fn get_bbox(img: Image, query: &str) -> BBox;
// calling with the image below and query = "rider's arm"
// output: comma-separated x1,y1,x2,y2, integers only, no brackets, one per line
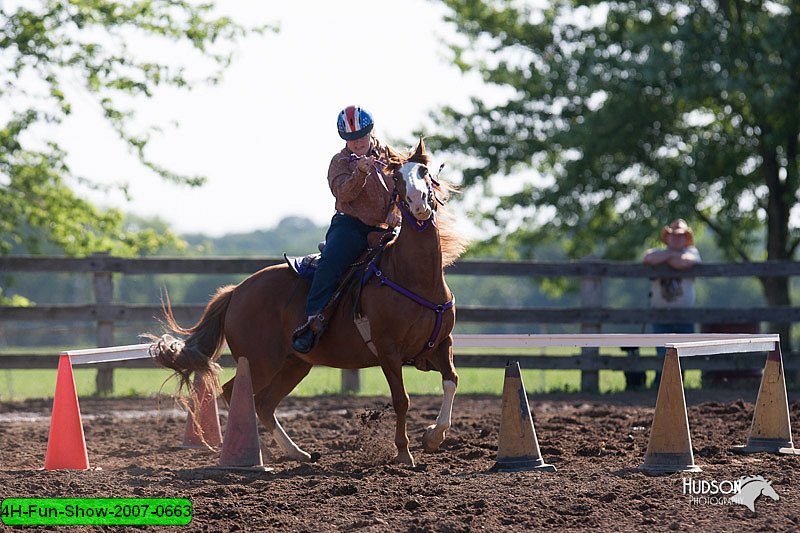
328,155,368,202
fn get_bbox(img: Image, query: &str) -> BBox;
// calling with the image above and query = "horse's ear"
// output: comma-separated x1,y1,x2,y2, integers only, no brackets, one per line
409,137,430,165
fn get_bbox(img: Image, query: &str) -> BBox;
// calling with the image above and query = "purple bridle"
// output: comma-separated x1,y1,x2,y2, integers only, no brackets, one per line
368,163,454,356
392,190,436,232
348,152,443,231
349,151,453,355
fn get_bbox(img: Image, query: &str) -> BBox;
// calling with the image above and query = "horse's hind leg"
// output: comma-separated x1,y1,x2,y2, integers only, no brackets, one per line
253,355,316,462
422,336,459,453
219,356,315,461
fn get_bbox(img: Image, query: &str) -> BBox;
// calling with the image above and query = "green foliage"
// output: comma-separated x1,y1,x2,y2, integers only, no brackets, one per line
129,216,325,302
429,1,800,268
0,287,32,306
0,1,274,257
181,217,327,257
2,214,327,316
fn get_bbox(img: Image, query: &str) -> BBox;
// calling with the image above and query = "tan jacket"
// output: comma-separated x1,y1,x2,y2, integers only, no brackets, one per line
327,138,399,228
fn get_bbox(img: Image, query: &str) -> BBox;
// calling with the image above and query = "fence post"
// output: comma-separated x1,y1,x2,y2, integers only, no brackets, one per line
92,252,114,395
341,369,361,394
580,258,602,393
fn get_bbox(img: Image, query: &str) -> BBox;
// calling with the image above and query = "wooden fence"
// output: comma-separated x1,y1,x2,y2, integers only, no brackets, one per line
2,253,799,394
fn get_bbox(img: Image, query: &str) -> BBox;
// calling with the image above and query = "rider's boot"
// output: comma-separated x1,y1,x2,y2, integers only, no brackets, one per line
291,314,326,354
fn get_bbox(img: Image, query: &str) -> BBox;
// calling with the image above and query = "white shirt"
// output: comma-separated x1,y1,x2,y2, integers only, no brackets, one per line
649,246,701,308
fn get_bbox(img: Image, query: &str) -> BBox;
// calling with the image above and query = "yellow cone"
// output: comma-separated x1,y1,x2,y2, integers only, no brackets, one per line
491,361,555,472
640,348,702,473
732,347,800,455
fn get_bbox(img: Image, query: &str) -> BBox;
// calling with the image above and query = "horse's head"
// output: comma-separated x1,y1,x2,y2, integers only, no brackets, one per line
732,476,780,512
761,481,780,501
388,138,437,222
383,138,468,264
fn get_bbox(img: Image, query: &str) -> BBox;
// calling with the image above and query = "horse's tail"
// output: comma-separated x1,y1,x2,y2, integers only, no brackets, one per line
148,285,235,391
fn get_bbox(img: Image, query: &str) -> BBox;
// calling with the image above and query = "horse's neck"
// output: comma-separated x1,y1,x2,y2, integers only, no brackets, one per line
741,481,760,493
384,221,447,295
736,480,761,497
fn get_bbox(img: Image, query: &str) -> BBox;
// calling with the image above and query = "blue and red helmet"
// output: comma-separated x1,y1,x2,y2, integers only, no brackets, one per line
337,105,374,140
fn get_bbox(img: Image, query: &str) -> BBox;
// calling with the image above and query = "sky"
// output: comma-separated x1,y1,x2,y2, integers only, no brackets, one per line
51,1,501,237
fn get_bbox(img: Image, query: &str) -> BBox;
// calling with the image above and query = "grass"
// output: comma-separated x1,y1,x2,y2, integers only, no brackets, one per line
0,366,701,402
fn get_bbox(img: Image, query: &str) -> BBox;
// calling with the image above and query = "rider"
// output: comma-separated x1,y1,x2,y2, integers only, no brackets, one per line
291,105,401,353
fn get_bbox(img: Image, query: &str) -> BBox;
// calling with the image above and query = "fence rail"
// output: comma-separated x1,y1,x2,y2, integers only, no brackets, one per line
2,254,799,393
3,254,800,277
1,304,797,324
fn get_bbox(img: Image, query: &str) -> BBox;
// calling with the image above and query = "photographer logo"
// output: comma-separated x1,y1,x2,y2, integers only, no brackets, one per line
683,475,779,511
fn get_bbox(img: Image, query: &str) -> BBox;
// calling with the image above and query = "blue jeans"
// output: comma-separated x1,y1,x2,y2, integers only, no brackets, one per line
305,213,381,316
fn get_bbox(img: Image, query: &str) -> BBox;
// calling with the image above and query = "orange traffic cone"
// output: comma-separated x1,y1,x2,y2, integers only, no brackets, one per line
44,354,90,470
181,372,223,448
639,348,701,473
217,357,271,470
490,361,556,472
732,346,800,455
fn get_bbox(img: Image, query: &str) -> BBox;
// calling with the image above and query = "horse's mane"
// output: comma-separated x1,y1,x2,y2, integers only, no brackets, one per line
739,475,768,485
432,178,468,267
386,139,468,266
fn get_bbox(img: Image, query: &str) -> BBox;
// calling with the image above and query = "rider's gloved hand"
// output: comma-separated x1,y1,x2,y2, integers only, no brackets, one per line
385,209,402,228
356,156,375,174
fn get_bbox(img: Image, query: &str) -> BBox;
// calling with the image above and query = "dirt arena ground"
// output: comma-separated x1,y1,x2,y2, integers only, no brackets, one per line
1,389,799,532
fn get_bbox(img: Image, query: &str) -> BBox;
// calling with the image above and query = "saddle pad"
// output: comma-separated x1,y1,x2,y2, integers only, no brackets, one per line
283,253,321,281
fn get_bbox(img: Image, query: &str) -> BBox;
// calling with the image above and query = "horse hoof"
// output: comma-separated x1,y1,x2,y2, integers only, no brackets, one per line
288,449,315,462
422,425,444,452
394,454,415,467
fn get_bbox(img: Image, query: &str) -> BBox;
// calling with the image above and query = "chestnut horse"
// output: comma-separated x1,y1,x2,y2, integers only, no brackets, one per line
150,139,467,466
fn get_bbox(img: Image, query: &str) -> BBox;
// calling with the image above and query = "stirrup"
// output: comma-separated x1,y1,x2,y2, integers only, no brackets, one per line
291,315,326,352
292,329,316,353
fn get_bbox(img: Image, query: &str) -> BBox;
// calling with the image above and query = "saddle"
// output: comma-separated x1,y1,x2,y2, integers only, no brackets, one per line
284,229,398,343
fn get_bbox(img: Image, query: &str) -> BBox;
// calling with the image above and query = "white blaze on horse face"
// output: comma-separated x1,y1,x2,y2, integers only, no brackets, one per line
399,161,432,220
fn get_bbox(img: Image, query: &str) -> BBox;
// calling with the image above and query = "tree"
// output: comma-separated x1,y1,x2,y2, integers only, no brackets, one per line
429,0,800,341
0,0,271,258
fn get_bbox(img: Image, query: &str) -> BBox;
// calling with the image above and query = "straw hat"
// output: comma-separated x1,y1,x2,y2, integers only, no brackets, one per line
661,218,694,245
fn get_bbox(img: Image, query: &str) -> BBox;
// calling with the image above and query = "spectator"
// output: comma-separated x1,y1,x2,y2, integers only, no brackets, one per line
641,218,701,388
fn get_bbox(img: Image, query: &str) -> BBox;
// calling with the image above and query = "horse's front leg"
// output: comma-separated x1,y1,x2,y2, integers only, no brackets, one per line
380,359,414,466
422,336,458,452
